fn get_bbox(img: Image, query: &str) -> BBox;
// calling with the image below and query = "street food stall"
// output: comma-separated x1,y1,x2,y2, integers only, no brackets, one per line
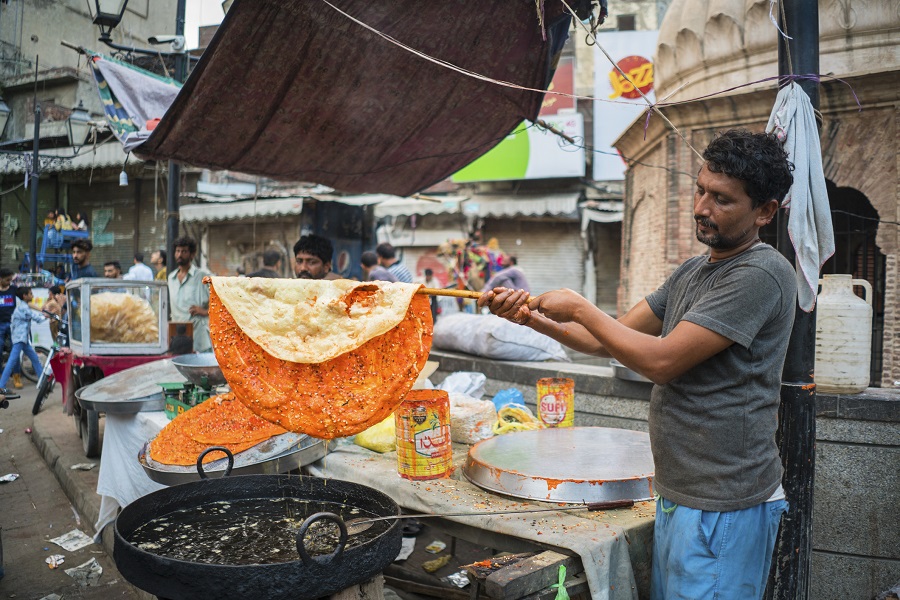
74,278,657,599
55,278,172,457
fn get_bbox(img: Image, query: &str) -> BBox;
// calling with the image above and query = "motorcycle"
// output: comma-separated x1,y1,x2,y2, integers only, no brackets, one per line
31,311,65,416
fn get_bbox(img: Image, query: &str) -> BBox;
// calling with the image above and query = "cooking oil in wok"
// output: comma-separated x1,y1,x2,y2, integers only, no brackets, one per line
128,498,388,565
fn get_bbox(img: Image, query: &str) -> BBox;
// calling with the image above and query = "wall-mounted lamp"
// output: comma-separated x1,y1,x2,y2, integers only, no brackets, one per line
92,0,129,43
66,101,92,147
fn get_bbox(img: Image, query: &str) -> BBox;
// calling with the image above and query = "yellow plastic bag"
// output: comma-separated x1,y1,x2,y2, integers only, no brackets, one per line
354,414,396,453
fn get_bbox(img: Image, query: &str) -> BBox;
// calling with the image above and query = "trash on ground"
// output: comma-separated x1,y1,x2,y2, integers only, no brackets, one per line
394,537,415,562
39,594,63,600
442,570,470,588
45,554,65,569
64,557,103,587
69,463,97,471
422,554,452,573
424,539,446,554
0,473,19,483
50,529,94,552
25,427,31,434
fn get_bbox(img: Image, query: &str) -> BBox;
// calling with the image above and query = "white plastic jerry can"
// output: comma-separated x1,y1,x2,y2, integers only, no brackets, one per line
814,274,873,394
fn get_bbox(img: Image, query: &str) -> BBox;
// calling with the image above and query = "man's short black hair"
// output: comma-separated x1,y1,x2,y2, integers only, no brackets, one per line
104,260,122,271
134,252,144,263
424,268,433,277
361,251,379,268
174,236,197,255
375,243,396,260
262,249,281,267
702,129,794,208
0,268,13,278
49,284,64,295
15,286,31,299
71,239,93,252
293,234,333,264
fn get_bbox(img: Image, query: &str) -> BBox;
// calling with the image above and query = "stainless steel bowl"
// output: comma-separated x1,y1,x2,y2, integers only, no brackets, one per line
171,353,227,388
609,359,652,383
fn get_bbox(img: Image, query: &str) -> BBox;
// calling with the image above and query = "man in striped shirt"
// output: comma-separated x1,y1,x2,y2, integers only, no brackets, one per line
375,243,413,283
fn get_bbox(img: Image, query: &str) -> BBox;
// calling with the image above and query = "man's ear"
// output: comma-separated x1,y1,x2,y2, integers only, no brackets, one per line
325,262,332,273
756,199,779,226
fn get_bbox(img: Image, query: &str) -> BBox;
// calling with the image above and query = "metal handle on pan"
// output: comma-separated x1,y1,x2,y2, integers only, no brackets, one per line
295,512,348,566
196,446,235,479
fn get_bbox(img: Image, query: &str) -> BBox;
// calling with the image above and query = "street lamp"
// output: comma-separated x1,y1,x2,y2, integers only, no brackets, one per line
92,0,129,43
66,101,92,146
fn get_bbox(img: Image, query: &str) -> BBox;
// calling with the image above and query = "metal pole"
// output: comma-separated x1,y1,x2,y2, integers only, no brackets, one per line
165,0,188,274
767,0,820,598
29,58,40,274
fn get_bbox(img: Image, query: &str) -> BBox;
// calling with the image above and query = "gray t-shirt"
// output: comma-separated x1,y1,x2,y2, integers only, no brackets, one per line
645,244,796,512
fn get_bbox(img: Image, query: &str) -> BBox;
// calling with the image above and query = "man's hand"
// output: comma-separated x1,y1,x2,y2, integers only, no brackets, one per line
188,305,209,317
527,288,591,323
477,288,531,325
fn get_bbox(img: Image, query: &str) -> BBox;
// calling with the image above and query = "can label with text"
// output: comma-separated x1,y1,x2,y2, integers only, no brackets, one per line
395,389,452,480
536,377,574,427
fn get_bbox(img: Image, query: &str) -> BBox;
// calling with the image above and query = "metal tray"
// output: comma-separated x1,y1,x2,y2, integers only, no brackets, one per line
609,359,653,383
76,359,185,413
139,435,330,485
463,427,655,504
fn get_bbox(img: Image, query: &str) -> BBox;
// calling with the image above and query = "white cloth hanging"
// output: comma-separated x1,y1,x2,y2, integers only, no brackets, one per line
766,82,835,312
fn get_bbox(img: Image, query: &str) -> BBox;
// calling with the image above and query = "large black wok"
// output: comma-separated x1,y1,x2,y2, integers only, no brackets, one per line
114,468,402,600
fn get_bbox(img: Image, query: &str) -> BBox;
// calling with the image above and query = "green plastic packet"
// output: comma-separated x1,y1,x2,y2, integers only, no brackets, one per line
551,564,570,600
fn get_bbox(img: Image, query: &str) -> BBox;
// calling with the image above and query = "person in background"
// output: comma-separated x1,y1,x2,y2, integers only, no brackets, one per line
103,261,123,279
375,243,413,283
43,284,66,339
123,253,154,281
0,269,23,390
44,211,57,227
69,239,97,280
73,212,88,231
55,211,73,231
480,130,795,600
293,234,340,280
248,249,283,278
0,287,45,394
168,236,212,353
482,255,530,293
360,251,398,282
150,249,167,281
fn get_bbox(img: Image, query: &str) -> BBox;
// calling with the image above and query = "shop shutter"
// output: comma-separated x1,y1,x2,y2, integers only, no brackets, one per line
484,219,583,295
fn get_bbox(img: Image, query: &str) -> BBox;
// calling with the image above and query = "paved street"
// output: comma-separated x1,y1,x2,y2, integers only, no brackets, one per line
0,382,140,599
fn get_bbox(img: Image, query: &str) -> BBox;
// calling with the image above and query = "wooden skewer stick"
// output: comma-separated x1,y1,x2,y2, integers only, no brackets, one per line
417,287,535,303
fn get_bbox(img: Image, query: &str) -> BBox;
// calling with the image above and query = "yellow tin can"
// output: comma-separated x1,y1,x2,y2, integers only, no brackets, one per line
536,377,575,427
395,389,452,480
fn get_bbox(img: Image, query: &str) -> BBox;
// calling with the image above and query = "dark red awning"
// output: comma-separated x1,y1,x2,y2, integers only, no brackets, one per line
134,0,573,196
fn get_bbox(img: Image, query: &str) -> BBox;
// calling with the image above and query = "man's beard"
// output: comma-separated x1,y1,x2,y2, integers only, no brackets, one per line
176,257,191,267
695,217,750,250
73,256,85,266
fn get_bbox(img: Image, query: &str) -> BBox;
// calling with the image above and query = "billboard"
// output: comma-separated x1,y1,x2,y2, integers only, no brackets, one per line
452,57,585,183
592,30,659,181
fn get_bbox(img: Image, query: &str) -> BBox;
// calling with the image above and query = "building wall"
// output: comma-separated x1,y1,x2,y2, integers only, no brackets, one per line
202,219,301,277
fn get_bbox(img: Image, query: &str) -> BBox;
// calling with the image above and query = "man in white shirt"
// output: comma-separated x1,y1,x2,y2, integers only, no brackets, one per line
123,253,154,281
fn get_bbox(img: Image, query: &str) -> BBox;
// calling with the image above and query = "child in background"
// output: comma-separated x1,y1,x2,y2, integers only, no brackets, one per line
0,287,45,394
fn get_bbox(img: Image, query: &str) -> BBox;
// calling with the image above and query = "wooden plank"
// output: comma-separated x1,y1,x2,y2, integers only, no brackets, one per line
329,575,385,600
520,572,591,600
463,553,535,582
484,551,583,599
383,574,492,600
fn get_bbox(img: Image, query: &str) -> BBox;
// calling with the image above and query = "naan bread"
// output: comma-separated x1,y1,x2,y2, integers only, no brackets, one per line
209,276,421,364
207,280,433,439
148,394,279,466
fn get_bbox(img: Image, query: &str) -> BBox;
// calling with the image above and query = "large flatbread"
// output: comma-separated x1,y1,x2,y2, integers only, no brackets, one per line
148,394,280,466
207,280,433,439
209,276,421,364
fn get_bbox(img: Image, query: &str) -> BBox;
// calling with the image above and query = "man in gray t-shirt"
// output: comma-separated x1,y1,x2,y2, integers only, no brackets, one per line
479,130,797,600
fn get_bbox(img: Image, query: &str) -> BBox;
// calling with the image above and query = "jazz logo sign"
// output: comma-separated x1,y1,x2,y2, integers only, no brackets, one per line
608,55,654,100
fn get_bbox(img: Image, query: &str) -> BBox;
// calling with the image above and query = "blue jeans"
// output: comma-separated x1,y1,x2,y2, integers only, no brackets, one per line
0,342,42,388
0,322,20,376
651,496,788,600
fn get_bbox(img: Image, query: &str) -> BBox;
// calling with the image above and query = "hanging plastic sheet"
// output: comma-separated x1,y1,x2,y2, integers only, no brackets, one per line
133,0,580,196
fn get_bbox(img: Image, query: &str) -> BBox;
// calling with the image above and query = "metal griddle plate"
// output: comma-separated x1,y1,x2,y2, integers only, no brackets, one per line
138,434,329,485
463,427,655,504
76,359,186,413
